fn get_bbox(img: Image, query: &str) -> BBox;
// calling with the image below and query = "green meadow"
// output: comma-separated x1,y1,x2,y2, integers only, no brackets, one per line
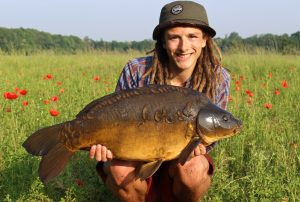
0,52,299,201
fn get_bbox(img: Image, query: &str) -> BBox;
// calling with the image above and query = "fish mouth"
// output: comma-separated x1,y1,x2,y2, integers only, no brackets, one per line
233,124,243,134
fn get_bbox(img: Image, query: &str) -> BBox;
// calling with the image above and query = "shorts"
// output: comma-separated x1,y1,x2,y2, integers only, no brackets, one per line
96,154,214,202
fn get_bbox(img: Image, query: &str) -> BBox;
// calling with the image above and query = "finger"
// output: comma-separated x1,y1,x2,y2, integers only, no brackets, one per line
194,147,201,156
95,144,102,161
107,149,113,160
198,144,206,155
89,145,96,159
101,146,107,162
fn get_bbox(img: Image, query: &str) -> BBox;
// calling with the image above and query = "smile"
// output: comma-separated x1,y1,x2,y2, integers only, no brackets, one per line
176,53,192,61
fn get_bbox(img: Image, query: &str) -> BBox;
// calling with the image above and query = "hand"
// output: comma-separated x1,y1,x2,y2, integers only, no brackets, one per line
89,144,113,162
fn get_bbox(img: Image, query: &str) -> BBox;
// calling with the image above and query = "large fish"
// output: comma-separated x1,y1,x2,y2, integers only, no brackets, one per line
23,84,242,183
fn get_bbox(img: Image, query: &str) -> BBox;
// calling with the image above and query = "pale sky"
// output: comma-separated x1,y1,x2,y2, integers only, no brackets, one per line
0,0,299,41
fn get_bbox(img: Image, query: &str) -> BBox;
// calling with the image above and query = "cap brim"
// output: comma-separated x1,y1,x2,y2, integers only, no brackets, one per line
152,20,216,40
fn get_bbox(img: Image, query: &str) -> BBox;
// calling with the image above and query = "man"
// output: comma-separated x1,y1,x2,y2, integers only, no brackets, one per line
90,1,230,201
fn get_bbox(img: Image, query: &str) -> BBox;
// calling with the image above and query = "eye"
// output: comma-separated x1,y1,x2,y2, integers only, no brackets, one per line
222,115,229,122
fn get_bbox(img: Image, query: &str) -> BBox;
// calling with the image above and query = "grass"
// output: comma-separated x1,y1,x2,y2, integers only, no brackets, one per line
0,52,299,201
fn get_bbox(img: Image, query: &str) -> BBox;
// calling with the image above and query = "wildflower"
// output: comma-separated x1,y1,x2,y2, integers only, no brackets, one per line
22,101,29,106
59,89,64,93
235,86,241,91
239,75,245,81
51,96,58,102
281,80,288,88
245,89,254,97
46,74,53,79
57,82,63,86
235,81,241,86
19,89,28,96
264,103,272,109
49,109,59,116
93,76,99,82
4,92,18,100
274,88,280,95
228,96,233,102
43,74,53,80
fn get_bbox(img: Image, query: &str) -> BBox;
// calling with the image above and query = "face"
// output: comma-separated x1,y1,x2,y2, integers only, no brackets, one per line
163,26,207,74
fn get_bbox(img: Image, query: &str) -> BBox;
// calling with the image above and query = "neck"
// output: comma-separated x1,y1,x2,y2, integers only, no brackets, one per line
168,67,194,87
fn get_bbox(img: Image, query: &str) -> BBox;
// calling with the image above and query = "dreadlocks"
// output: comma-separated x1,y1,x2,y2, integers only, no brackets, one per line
144,33,223,103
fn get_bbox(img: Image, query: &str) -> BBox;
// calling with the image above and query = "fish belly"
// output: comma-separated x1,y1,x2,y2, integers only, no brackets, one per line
88,120,193,162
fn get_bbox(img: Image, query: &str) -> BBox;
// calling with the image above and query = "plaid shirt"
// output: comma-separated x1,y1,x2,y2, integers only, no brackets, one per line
115,56,231,152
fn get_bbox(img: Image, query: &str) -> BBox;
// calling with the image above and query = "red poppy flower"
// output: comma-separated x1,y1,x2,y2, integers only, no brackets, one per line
93,76,99,82
22,101,29,106
228,96,233,102
281,80,288,88
43,74,53,80
4,92,18,100
51,96,58,102
49,109,59,116
264,103,272,109
239,76,245,81
59,89,64,93
235,81,241,85
274,88,280,95
57,82,63,86
19,89,28,95
47,74,53,79
245,89,254,97
235,86,241,91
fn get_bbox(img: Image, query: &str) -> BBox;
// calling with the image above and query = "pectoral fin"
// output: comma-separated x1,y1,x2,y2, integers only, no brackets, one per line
178,137,201,165
138,160,163,180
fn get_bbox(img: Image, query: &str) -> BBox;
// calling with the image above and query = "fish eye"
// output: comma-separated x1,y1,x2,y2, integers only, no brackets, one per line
222,115,229,122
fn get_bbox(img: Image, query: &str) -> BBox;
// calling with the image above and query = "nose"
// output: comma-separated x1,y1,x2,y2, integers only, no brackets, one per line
178,37,190,51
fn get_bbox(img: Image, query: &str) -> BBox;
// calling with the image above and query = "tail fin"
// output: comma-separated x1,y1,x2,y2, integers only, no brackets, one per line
22,123,65,156
22,122,75,183
39,143,74,183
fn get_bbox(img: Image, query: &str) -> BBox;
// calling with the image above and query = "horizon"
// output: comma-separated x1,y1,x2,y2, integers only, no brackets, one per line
1,26,299,42
0,0,299,41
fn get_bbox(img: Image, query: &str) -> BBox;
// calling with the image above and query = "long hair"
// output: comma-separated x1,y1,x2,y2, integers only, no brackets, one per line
144,30,223,103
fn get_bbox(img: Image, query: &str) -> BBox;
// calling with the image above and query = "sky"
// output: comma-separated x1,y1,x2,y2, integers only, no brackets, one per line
0,0,299,41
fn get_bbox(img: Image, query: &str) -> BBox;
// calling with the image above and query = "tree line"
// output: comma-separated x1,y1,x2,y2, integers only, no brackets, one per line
0,27,299,54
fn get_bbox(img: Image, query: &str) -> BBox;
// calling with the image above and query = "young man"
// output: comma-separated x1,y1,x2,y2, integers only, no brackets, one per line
89,1,230,201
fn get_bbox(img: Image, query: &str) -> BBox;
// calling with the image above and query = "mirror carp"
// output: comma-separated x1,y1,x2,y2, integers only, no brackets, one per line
23,84,242,183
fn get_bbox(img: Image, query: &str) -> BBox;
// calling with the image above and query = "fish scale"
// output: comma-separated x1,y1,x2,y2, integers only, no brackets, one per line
23,84,242,183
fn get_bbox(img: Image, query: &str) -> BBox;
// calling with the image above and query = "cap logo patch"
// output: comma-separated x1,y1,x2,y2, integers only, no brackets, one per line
171,4,183,15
